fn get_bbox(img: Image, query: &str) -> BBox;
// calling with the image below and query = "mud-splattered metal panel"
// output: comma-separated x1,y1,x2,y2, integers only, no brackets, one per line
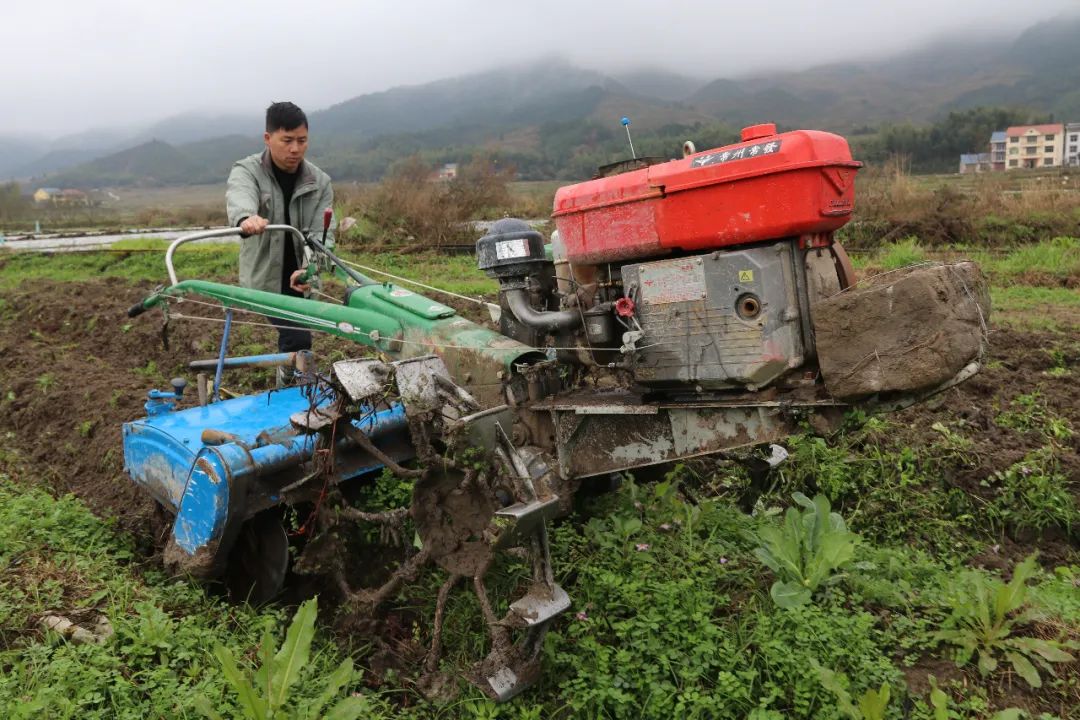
550,402,796,478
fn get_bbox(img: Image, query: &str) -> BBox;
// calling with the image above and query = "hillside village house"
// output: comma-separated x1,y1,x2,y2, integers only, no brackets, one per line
59,189,89,205
965,124,1075,173
32,187,61,204
1066,123,1080,167
430,163,459,182
32,187,89,205
959,153,992,174
989,131,1007,171
1004,123,1064,170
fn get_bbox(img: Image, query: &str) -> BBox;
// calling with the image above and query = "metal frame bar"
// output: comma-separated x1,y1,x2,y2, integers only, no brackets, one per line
212,309,234,402
165,225,306,286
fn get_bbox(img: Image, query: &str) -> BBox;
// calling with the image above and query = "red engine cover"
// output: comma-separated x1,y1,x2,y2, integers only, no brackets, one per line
552,125,861,265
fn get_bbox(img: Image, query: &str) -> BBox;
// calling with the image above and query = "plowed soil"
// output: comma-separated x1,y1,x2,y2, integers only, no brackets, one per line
0,280,347,539
898,327,1080,486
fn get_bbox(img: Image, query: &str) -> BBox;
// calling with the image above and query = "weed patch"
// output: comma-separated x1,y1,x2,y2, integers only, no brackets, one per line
0,477,387,719
934,555,1077,688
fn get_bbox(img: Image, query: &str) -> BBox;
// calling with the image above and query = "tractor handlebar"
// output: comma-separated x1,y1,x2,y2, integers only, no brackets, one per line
128,223,380,322
165,225,306,286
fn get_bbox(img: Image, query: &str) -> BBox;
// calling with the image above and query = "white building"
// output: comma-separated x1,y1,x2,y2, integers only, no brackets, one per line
1065,123,1080,167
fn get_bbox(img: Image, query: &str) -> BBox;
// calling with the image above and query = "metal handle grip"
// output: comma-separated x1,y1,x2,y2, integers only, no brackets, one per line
165,225,306,286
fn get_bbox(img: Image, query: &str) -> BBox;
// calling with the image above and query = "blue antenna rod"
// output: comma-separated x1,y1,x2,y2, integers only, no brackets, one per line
621,116,636,159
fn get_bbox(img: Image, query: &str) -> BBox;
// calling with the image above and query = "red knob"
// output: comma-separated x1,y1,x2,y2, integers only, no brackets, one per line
741,123,777,142
323,207,333,230
615,297,636,318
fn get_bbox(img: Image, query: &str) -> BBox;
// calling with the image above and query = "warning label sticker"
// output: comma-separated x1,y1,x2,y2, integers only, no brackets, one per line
638,259,707,304
495,238,530,261
738,270,754,283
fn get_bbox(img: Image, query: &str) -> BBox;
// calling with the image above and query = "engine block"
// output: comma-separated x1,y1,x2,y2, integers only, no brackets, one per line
622,240,807,390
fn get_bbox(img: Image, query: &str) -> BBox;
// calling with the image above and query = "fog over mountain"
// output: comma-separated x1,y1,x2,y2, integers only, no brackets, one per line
4,3,1080,184
3,0,1076,137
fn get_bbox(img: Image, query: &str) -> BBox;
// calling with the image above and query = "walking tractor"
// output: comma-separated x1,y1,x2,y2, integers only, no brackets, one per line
123,123,989,700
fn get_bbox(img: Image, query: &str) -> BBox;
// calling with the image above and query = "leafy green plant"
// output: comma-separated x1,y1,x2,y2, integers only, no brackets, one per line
934,554,1076,688
994,391,1072,443
35,373,54,394
133,359,159,379
986,448,1078,535
754,493,859,608
928,678,1028,720
196,598,370,720
927,676,949,720
813,662,891,720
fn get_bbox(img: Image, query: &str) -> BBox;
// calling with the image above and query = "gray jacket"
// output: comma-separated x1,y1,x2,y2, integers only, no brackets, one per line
225,150,334,294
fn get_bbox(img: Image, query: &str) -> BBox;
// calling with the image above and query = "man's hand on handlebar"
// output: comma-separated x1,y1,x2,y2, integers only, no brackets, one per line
239,215,269,236
289,269,312,294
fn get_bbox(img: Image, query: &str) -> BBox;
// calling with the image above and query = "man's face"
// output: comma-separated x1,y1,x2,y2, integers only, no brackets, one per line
264,125,308,172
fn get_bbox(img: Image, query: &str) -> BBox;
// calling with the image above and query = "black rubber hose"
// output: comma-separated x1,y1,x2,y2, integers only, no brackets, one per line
504,288,582,332
127,302,147,318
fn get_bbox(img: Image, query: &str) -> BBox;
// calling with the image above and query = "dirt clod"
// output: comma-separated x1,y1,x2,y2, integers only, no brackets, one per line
815,262,990,400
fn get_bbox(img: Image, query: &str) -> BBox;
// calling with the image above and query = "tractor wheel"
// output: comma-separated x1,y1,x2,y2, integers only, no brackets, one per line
224,510,290,605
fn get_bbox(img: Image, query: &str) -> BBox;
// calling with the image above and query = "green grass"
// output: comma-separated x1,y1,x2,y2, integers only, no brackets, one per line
986,236,1080,281
853,236,1080,288
991,286,1080,311
335,250,498,297
4,454,1076,719
0,243,239,292
989,285,1080,332
0,475,390,720
0,244,497,298
876,237,928,270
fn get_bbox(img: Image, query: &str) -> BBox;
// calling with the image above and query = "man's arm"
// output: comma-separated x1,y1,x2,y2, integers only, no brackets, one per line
286,181,335,293
307,181,335,246
226,164,267,235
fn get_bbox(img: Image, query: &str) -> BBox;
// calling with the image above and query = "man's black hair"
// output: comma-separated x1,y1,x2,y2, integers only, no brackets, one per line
266,102,308,133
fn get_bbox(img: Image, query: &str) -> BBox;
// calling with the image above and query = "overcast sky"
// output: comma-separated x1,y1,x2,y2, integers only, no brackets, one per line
3,0,1077,138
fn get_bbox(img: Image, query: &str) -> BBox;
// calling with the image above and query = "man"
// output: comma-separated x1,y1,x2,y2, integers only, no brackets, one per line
226,102,333,381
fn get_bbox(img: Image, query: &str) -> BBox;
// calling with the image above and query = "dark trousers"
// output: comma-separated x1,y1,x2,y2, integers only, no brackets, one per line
268,317,312,353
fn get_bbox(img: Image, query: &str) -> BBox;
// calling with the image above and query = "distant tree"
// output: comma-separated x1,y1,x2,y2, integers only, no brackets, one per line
0,182,27,223
447,154,514,217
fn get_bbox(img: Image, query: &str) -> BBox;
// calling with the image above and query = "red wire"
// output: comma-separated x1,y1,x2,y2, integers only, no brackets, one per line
292,415,339,538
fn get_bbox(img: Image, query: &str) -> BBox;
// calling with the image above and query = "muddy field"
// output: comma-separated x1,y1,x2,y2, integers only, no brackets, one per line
0,280,351,539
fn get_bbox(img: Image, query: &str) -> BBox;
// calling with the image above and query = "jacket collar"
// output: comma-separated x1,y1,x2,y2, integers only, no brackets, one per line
260,149,316,188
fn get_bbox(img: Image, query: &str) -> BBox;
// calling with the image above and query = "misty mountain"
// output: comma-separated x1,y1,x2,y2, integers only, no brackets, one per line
13,147,108,179
134,113,261,145
311,60,625,138
44,135,262,188
944,18,1080,120
27,15,1080,188
0,136,50,180
0,114,260,182
603,69,708,104
39,64,710,187
690,18,1080,128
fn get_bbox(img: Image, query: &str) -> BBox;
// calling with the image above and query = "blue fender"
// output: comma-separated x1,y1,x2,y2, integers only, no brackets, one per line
123,386,411,578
